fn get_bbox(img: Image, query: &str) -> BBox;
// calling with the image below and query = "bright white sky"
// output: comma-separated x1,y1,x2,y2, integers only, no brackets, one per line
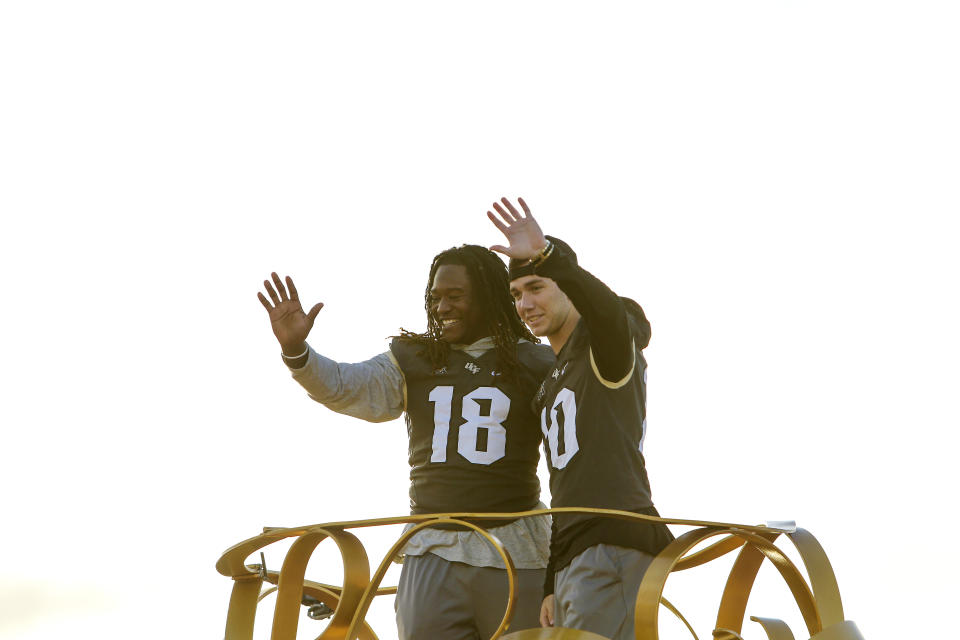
2,2,958,639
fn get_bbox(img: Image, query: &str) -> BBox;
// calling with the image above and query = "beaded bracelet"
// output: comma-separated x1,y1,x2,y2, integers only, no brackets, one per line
529,240,555,267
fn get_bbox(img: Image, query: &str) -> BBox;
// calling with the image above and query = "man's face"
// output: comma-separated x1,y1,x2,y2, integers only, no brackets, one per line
509,274,574,338
430,264,486,345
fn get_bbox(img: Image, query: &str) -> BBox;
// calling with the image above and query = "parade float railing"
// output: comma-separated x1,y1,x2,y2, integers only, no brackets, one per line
216,508,865,640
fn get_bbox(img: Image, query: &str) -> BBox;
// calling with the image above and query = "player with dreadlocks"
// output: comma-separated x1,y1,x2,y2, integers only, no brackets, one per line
397,244,540,385
258,244,555,640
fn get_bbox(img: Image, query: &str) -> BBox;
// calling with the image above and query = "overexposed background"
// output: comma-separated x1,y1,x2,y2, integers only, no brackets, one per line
2,2,958,639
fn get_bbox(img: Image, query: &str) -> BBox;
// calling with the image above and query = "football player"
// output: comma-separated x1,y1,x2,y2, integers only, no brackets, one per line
488,198,675,640
257,244,555,639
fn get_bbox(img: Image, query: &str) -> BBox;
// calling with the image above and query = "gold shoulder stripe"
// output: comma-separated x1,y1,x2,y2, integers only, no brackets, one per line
589,340,636,389
385,350,407,412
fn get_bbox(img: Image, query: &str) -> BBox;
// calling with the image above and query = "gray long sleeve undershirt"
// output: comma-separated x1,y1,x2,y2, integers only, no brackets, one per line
288,346,405,422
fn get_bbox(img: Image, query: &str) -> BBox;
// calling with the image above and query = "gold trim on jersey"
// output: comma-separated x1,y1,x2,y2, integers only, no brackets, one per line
588,339,636,389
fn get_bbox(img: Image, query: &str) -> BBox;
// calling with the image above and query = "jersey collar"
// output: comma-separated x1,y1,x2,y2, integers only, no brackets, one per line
450,336,496,359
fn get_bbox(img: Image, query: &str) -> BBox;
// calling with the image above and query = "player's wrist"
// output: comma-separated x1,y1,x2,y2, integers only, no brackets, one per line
528,239,554,267
281,342,308,359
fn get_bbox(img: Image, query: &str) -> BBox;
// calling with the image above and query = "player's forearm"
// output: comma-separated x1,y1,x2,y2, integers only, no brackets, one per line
287,347,404,422
536,237,634,380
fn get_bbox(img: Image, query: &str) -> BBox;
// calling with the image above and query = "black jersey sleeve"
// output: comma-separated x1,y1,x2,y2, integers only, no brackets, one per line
543,516,559,597
534,236,648,382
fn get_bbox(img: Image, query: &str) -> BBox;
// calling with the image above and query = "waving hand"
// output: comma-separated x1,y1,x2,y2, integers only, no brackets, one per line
487,197,548,261
257,273,324,356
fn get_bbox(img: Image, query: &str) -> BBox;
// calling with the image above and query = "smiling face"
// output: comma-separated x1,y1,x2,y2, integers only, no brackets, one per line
430,263,486,345
509,274,580,352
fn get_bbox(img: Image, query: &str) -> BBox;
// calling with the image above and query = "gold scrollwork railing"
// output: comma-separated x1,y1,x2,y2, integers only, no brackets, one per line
217,508,865,640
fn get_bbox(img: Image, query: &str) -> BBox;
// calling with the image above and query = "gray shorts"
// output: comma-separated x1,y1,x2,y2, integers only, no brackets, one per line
554,544,655,640
395,552,544,640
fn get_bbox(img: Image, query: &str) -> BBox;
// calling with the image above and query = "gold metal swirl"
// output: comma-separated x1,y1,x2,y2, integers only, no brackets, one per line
750,616,797,640
808,621,865,640
217,508,864,640
253,575,380,640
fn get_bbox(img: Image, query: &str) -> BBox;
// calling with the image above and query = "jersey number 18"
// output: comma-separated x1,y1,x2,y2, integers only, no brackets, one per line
428,385,510,465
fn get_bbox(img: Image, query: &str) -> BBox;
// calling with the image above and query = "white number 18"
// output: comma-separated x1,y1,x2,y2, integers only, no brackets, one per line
428,385,510,465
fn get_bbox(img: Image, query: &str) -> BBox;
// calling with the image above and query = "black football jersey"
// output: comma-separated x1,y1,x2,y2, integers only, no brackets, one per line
536,313,653,513
521,237,674,591
390,338,555,515
536,312,672,577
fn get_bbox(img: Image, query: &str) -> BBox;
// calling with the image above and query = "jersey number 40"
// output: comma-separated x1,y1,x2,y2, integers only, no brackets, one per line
541,388,580,469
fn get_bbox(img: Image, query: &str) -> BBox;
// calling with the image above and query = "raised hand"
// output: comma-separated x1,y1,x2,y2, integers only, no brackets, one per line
487,197,548,261
257,273,324,356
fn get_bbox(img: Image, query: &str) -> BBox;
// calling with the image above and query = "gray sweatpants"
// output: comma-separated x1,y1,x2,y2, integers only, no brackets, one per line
395,552,544,640
554,544,655,640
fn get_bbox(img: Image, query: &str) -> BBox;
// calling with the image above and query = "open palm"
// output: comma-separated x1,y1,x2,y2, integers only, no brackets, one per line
257,273,323,354
487,197,548,261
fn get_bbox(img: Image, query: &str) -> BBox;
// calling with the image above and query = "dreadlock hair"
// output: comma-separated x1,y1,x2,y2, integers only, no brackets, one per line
395,244,539,384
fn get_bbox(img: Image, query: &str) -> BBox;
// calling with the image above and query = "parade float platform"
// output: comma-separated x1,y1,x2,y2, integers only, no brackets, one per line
217,508,864,640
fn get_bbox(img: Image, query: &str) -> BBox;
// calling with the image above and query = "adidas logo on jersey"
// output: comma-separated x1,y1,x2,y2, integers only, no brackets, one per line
433,367,448,375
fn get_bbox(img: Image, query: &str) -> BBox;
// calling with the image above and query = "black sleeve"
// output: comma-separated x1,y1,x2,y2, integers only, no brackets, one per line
543,517,559,598
534,236,645,382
